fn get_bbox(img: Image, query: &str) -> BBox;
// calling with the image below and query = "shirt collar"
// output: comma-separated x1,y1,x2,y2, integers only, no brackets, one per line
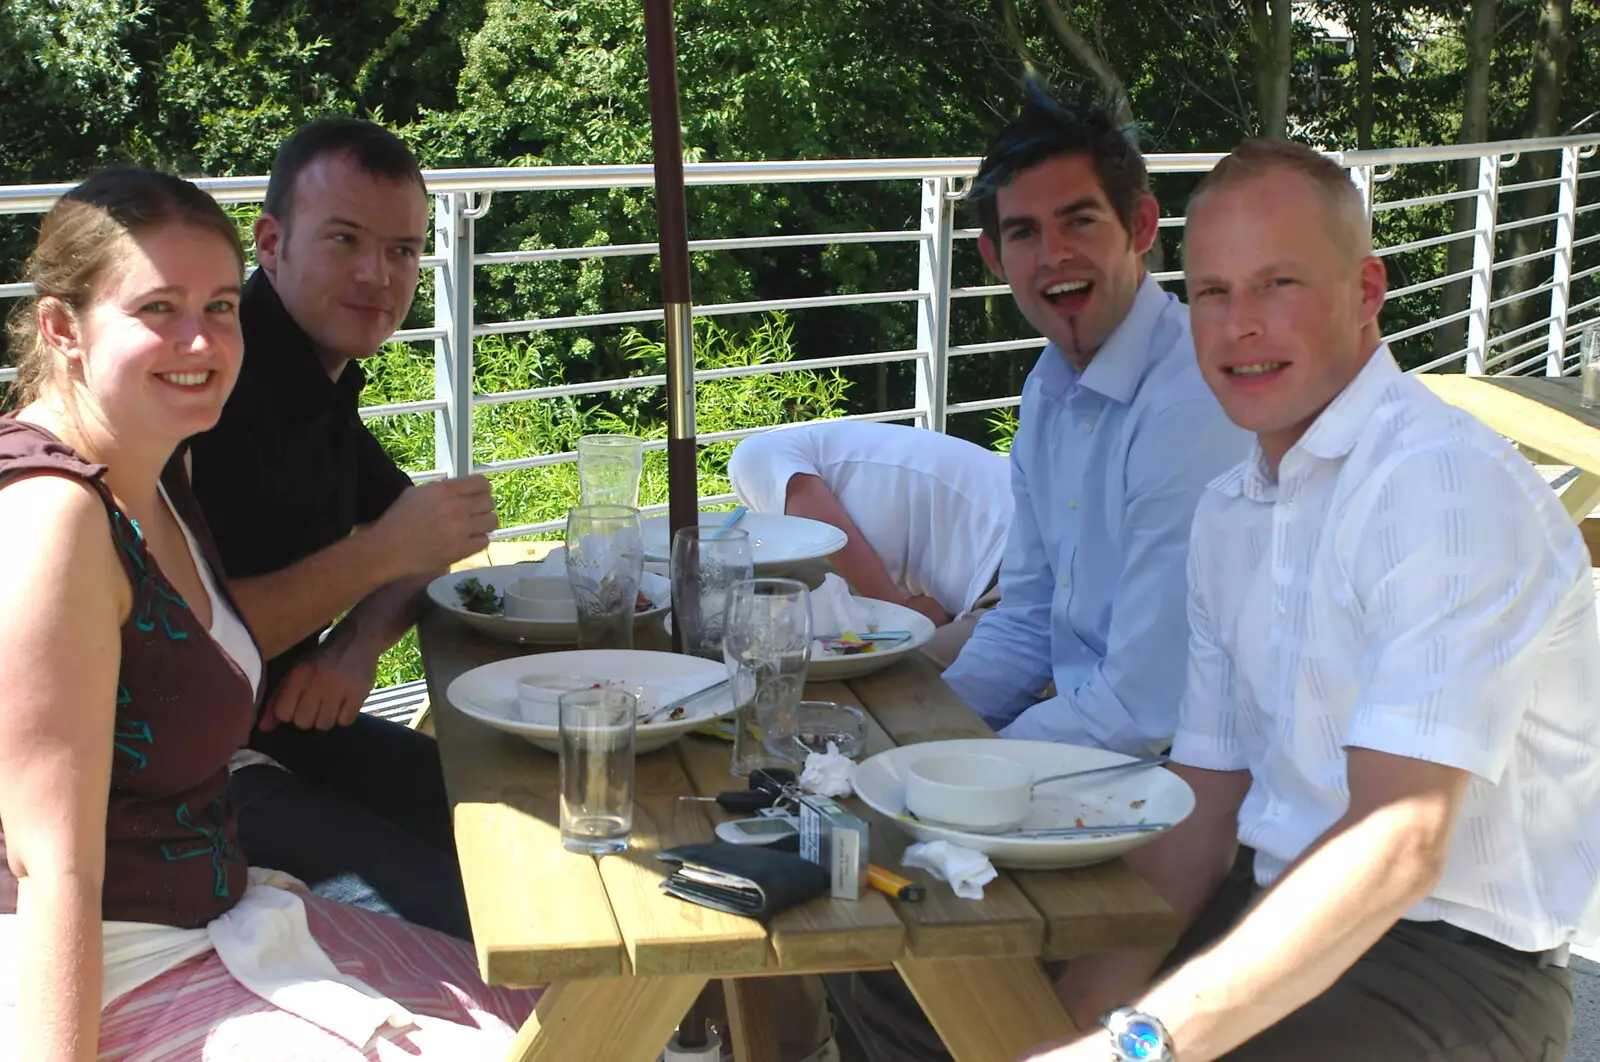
1211,343,1398,502
241,269,367,411
1038,273,1170,404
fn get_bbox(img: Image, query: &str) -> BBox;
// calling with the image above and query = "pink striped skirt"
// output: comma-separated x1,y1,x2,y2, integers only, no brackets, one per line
97,892,541,1060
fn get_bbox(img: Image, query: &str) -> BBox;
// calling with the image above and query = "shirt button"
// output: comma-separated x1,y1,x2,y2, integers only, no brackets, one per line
1080,422,1093,434
1060,574,1071,588
1067,498,1078,510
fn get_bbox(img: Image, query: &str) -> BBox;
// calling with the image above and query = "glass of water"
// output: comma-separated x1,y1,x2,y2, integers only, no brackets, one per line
577,434,645,508
671,527,754,659
565,504,644,649
723,578,813,777
558,687,636,854
1582,325,1600,410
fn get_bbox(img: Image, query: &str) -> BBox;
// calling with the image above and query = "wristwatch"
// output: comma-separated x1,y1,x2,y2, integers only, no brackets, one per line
1101,1006,1176,1062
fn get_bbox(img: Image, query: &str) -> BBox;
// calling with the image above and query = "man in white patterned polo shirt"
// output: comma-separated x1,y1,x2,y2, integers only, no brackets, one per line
1026,138,1599,1062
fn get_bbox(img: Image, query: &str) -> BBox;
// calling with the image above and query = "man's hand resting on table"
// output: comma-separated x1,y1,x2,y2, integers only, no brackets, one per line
259,637,382,733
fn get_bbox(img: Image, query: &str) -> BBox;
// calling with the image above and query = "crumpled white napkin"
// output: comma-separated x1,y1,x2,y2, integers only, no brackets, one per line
902,841,998,900
799,741,855,797
810,574,870,654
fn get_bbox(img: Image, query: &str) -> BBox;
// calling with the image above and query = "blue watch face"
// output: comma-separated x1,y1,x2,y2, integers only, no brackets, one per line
1118,1019,1163,1060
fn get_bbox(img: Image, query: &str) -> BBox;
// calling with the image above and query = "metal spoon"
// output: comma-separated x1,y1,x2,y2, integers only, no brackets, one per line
1029,754,1169,790
639,678,731,723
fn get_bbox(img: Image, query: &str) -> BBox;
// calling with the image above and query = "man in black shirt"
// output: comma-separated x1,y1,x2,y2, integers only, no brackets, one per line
189,119,497,939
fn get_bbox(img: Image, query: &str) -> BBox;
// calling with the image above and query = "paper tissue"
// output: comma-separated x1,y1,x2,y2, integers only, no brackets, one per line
902,841,998,900
808,574,870,657
799,741,854,798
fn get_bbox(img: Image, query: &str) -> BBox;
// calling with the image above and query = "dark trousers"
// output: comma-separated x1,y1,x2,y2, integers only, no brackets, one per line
828,855,1572,1062
230,713,472,941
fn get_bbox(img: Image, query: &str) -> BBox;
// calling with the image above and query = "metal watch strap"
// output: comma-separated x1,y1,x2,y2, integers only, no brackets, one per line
1101,1006,1176,1062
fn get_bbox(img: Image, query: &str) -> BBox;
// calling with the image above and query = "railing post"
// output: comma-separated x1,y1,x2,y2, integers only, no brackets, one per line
1546,146,1581,376
1348,163,1375,229
1465,154,1501,376
915,176,955,432
433,191,481,479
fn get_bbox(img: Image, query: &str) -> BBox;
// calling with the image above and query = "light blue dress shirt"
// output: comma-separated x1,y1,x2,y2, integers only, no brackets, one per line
943,275,1250,754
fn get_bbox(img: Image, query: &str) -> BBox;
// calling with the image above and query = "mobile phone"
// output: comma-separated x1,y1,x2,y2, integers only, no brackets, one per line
714,816,801,846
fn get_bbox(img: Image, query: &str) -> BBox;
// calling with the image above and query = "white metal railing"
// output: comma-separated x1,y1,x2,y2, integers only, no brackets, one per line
2,133,1598,541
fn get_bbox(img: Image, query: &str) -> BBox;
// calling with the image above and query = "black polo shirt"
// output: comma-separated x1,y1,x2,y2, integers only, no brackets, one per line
189,269,413,693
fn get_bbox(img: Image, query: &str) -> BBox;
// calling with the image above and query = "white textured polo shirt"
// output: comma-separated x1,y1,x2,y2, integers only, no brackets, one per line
1173,344,1600,952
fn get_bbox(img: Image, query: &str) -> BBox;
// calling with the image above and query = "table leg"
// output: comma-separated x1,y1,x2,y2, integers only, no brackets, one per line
722,979,784,1062
896,956,1078,1062
1559,470,1600,523
507,974,709,1062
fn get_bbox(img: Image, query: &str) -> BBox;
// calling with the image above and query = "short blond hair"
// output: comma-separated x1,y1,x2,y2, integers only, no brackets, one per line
1187,138,1372,258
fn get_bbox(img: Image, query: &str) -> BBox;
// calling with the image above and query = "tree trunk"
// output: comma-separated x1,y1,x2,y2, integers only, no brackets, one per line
1355,0,1374,150
1435,0,1496,365
1500,0,1573,348
1247,0,1292,139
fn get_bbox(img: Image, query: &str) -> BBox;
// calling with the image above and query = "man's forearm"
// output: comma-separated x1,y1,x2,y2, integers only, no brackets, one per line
1135,800,1450,1061
322,572,434,658
783,474,907,604
1055,766,1244,1024
229,529,402,658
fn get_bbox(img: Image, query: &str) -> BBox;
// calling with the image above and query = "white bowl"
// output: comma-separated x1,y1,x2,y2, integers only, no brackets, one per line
904,752,1033,833
504,576,579,620
428,564,669,645
446,650,735,754
854,739,1195,870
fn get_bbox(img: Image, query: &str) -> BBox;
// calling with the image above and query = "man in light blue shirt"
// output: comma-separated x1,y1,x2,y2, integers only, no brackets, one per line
943,92,1248,755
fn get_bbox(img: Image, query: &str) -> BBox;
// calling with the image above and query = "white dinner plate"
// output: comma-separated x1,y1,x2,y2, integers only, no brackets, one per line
444,649,735,754
854,739,1194,869
427,563,669,645
640,513,847,571
664,597,936,680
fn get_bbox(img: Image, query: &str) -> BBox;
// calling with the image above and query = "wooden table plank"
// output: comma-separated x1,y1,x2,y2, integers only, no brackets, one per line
596,744,772,977
674,686,908,973
420,610,626,986
849,656,1178,961
1420,373,1600,475
837,668,1046,960
895,956,1077,1062
509,974,709,1062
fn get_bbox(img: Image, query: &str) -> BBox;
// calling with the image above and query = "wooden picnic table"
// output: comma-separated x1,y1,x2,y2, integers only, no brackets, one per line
417,606,1178,1062
1420,373,1600,523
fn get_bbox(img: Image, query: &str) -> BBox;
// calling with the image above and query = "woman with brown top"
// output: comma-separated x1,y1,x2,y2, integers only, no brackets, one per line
0,169,537,1059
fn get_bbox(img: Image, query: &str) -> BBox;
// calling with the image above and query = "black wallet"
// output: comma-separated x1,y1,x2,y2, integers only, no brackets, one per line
657,843,829,918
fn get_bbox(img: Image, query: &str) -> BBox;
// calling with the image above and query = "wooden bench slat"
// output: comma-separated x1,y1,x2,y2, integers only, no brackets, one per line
421,611,626,985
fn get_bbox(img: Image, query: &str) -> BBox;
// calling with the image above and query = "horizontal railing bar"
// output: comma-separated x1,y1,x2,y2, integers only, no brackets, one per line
1374,229,1477,257
1571,263,1600,283
390,326,449,342
945,395,1024,415
0,367,16,383
1484,331,1553,368
1407,348,1471,374
474,229,925,266
1389,266,1480,300
1493,210,1563,234
1488,282,1557,311
473,347,926,406
358,398,449,419
473,408,925,477
1491,246,1559,272
474,289,926,336
949,337,1050,358
950,284,1011,299
1497,350,1552,376
1573,232,1600,250
1577,202,1600,216
4,136,1599,215
1486,313,1564,348
1569,293,1600,315
0,282,31,299
1372,187,1480,213
1384,305,1477,342
408,469,448,484
1496,175,1571,195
